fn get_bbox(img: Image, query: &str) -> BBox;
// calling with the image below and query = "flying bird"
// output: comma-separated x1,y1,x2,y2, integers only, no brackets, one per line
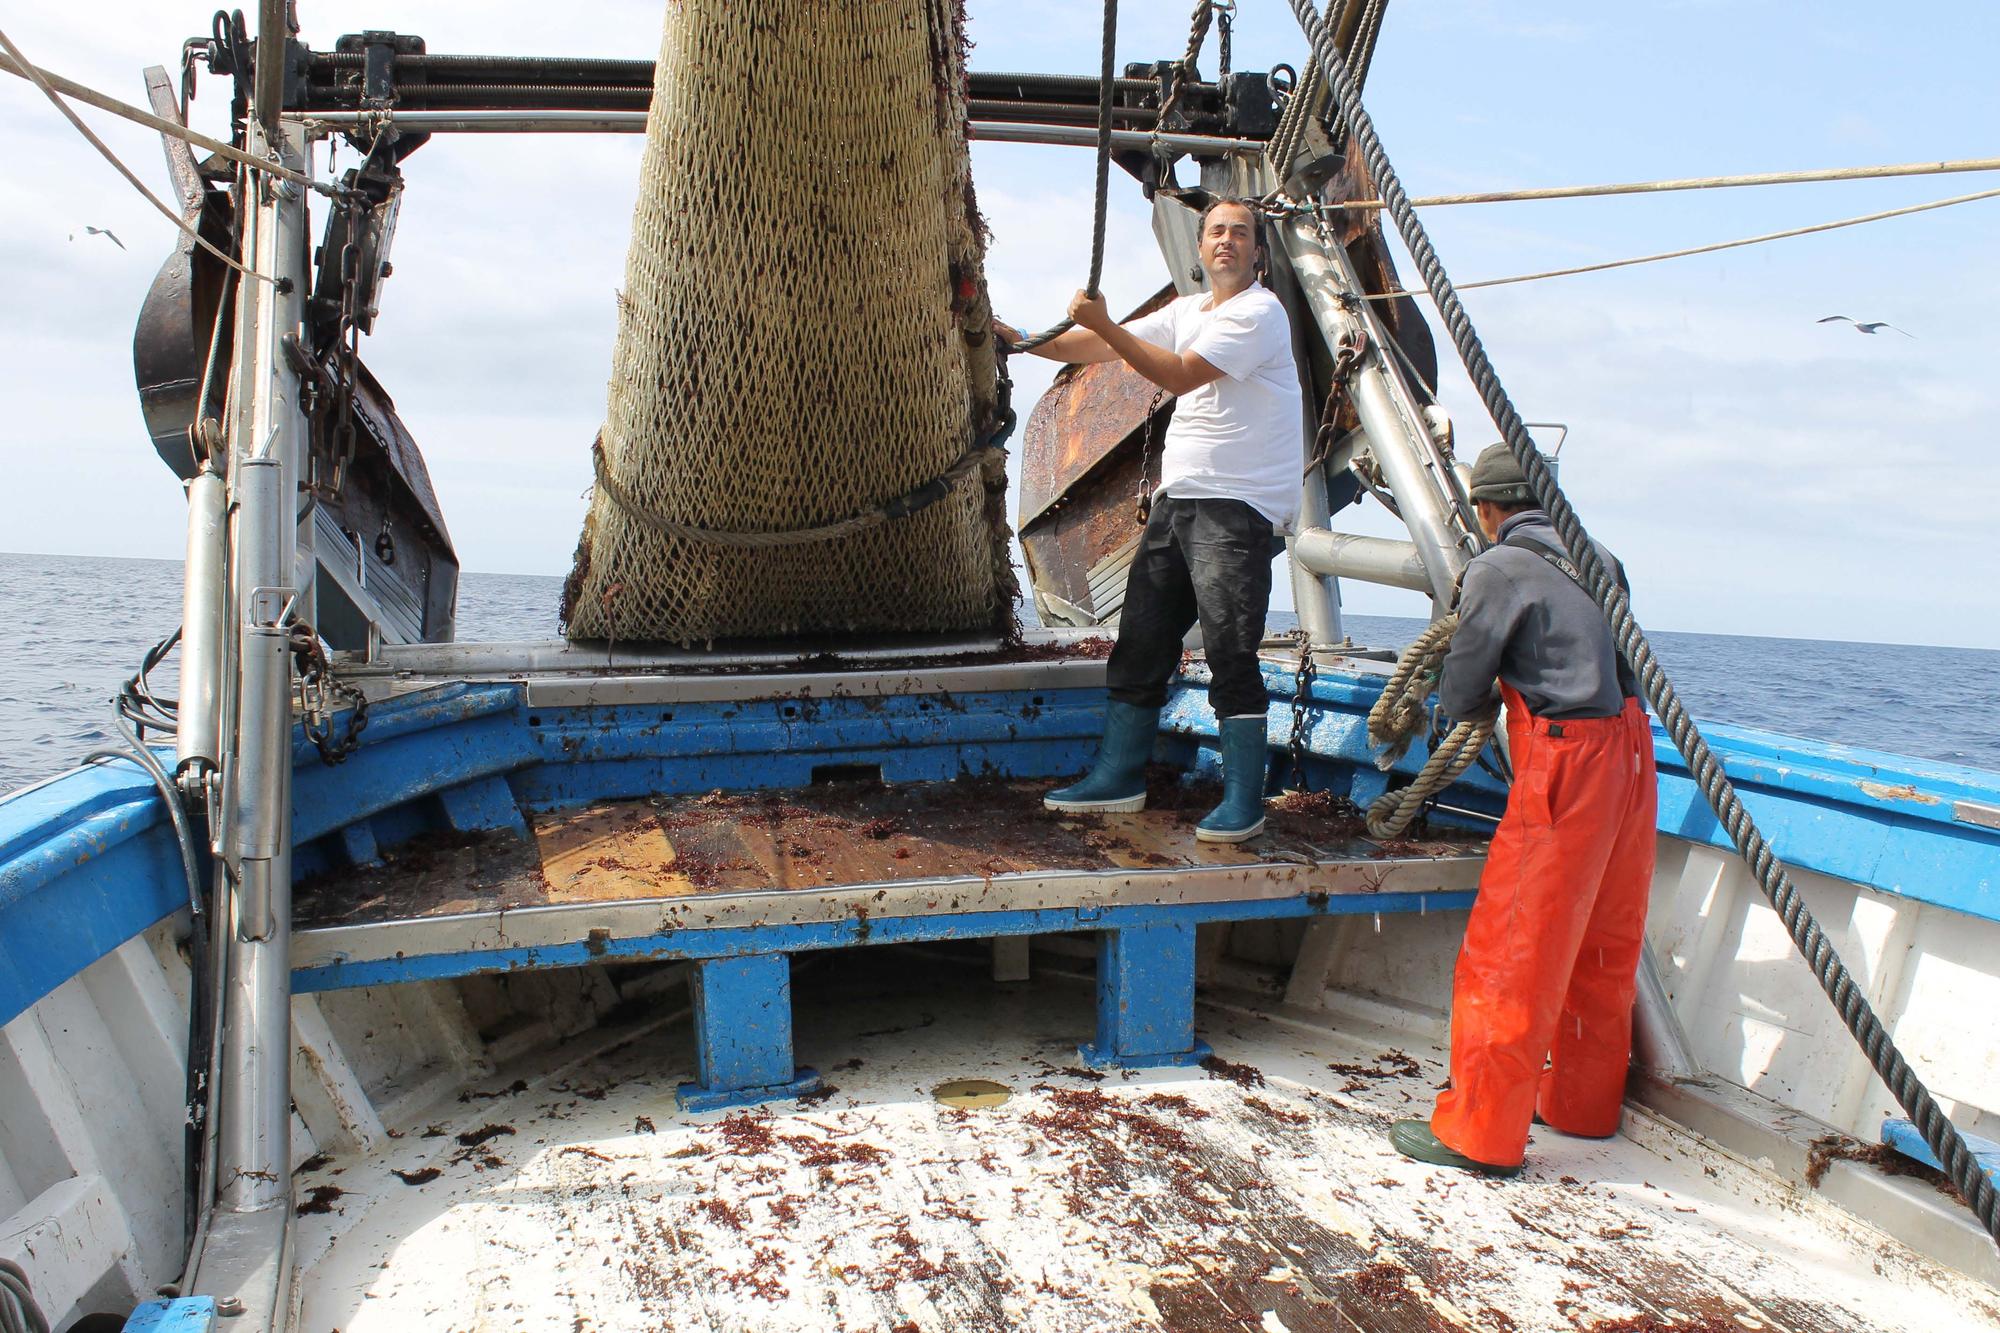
69,226,126,250
1817,315,1914,338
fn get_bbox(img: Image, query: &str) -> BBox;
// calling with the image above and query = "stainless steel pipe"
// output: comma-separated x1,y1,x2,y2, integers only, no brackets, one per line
212,122,306,1227
1277,218,1480,604
177,470,228,775
1292,529,1431,593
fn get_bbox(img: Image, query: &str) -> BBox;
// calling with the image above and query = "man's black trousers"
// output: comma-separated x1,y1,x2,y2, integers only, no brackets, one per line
1105,495,1274,721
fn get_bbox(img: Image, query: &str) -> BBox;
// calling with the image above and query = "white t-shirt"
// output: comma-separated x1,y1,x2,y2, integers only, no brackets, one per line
1123,286,1306,530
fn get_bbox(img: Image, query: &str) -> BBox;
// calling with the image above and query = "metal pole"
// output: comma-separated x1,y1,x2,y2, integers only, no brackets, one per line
1287,466,1344,645
1292,530,1430,593
289,108,1266,154
214,120,305,1219
177,470,228,777
1277,217,1480,604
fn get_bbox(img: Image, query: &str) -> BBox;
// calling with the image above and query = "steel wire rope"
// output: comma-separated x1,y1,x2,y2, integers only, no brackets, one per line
1362,183,2000,295
1283,0,2000,1242
0,26,281,286
0,48,335,196
1006,0,1118,354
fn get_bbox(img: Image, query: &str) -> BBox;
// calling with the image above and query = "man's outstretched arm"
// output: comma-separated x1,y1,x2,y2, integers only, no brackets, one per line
992,318,1123,365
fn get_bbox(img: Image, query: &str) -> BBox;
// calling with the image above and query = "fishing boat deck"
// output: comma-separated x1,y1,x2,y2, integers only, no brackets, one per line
289,950,2000,1333
290,776,1487,990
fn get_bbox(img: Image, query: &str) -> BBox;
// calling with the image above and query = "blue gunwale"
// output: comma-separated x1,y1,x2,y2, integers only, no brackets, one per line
4,656,1996,1029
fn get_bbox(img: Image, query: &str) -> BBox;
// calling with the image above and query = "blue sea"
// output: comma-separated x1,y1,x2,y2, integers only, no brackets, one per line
3,550,1996,796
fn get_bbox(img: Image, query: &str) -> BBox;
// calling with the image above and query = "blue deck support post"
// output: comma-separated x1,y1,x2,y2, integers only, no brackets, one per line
676,953,820,1113
1078,923,1212,1069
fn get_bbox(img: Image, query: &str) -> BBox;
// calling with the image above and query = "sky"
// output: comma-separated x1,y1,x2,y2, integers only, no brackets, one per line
2,2,1997,649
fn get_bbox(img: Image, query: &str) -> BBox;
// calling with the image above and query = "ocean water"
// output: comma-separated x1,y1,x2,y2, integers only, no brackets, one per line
3,550,1996,797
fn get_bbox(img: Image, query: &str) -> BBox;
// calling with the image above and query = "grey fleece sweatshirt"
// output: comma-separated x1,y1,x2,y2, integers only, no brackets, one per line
1437,511,1631,722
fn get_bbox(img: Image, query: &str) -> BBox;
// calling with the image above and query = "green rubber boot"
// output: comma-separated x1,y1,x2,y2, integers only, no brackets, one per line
1195,715,1268,843
1045,701,1158,813
1389,1119,1523,1177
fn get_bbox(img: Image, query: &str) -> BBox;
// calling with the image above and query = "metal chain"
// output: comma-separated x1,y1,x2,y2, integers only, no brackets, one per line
1304,324,1366,478
1285,0,2000,1240
1134,388,1168,526
327,197,365,496
1288,634,1319,792
288,623,369,765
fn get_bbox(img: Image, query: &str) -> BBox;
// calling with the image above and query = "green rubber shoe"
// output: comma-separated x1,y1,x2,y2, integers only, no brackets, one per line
1389,1119,1522,1177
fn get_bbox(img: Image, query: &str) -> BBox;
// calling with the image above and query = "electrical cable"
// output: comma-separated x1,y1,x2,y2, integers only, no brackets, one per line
86,655,214,1265
1284,0,2000,1243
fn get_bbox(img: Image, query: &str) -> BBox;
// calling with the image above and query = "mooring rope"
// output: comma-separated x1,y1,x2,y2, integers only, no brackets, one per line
0,1258,50,1333
1007,0,1118,354
1284,0,2000,1242
1364,615,1493,838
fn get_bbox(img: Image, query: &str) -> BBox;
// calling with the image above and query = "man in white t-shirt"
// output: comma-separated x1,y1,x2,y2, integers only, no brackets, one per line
995,197,1305,842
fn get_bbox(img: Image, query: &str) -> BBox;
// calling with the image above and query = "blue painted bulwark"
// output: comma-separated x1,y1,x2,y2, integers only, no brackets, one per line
121,1295,217,1331
1169,661,2000,921
1881,1117,2000,1192
677,953,821,1113
1079,923,1212,1069
6,655,2000,1031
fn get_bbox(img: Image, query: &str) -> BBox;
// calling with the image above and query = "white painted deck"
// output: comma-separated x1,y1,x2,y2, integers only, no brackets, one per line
288,952,2000,1332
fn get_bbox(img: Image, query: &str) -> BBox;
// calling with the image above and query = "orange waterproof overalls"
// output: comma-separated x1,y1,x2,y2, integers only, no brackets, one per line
1430,682,1658,1167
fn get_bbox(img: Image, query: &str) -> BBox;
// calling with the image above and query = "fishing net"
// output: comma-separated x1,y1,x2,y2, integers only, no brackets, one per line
562,0,1014,644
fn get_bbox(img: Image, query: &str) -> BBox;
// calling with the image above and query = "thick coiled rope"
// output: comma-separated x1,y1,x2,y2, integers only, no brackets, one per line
1364,615,1493,838
0,1260,49,1333
1007,0,1117,354
1285,0,2000,1243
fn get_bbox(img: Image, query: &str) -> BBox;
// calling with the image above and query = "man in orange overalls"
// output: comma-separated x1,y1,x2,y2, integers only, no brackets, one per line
1391,444,1657,1176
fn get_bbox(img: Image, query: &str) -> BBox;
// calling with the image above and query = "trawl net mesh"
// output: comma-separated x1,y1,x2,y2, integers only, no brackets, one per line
561,0,1014,644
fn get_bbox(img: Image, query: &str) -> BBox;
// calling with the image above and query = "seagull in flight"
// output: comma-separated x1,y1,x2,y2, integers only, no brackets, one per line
1817,315,1914,338
69,225,126,250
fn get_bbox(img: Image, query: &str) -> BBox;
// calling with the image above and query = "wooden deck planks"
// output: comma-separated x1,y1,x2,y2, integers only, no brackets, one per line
297,778,1483,927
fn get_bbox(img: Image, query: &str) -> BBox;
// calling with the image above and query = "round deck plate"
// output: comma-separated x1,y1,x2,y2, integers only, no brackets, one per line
932,1078,1011,1109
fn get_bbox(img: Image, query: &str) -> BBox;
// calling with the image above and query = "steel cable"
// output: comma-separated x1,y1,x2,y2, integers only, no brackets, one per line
1007,0,1118,354
1284,0,2000,1242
